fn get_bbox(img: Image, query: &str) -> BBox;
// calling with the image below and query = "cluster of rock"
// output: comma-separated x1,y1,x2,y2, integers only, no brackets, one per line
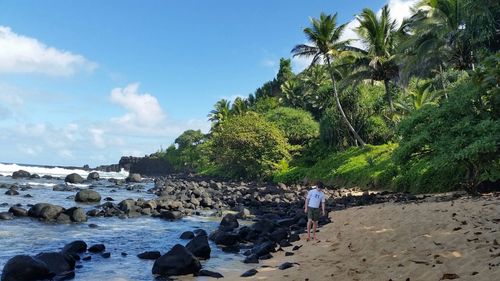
1,240,110,281
0,203,88,223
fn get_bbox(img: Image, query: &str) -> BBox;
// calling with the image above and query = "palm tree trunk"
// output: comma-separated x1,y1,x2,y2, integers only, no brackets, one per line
384,79,394,112
326,57,366,147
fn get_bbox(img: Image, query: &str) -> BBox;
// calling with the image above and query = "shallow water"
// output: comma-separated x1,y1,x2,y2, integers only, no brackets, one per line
0,168,252,280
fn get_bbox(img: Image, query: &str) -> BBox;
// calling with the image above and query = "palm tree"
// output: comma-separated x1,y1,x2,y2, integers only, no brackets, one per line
394,80,443,113
353,5,399,111
292,13,366,146
231,97,248,115
208,99,231,126
399,0,473,80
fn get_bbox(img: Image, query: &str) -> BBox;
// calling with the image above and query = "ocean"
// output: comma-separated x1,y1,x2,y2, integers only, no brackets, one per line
0,163,250,280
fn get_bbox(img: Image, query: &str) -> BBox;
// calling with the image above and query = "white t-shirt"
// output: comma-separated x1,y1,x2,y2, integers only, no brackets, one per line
307,188,325,208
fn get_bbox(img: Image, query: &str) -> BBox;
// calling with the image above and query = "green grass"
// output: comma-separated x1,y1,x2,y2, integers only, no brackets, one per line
274,144,398,190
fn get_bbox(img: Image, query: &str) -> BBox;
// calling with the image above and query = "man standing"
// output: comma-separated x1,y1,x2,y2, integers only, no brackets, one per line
304,181,326,241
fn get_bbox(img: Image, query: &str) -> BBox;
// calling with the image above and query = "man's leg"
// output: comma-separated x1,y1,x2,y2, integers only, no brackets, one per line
312,220,318,240
306,219,312,241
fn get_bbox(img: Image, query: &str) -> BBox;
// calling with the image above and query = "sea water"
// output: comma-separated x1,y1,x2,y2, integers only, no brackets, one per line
0,163,251,280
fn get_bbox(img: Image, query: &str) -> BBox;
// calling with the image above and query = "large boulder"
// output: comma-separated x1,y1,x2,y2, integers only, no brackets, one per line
186,235,211,260
75,190,101,203
126,173,141,183
28,203,52,217
214,232,240,247
87,172,100,181
219,214,239,232
11,170,30,179
159,210,183,220
64,173,84,184
152,244,201,276
34,252,75,275
61,240,87,255
8,206,28,217
64,207,87,222
1,255,54,281
28,203,64,220
4,190,19,196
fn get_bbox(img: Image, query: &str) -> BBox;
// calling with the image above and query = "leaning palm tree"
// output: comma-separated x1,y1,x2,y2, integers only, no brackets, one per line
292,13,366,146
208,99,231,127
353,5,399,111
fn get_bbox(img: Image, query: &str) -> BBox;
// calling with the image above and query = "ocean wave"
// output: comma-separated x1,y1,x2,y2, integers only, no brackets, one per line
0,163,128,179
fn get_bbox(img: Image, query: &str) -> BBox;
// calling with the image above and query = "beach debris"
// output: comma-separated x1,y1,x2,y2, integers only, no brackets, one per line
279,262,297,270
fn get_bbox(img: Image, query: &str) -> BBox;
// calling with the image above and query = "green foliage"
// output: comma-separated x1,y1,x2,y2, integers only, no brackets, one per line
394,54,500,192
275,144,397,189
175,130,204,150
265,107,319,145
210,113,291,179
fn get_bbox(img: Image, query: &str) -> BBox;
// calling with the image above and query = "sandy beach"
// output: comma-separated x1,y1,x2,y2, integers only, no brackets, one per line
225,193,500,281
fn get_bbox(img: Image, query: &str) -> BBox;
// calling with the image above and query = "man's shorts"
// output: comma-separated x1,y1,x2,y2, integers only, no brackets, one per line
307,207,320,221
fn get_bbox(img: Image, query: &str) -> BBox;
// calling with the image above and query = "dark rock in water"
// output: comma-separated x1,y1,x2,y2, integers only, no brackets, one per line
82,256,91,261
39,205,65,221
1,255,54,281
28,203,51,217
23,194,33,198
62,240,87,255
197,269,224,278
126,173,142,183
214,232,240,247
137,251,161,260
53,185,74,192
0,212,14,220
88,244,105,253
101,252,111,258
180,231,195,240
0,203,8,207
104,197,114,201
75,190,101,202
4,189,19,196
8,206,28,217
65,173,84,184
194,229,208,237
152,244,201,276
64,207,87,222
121,252,128,257
278,262,295,270
159,210,183,220
88,223,98,228
240,269,258,277
12,170,31,179
35,252,75,275
29,173,40,179
42,175,54,180
219,214,239,231
87,172,100,180
186,235,211,260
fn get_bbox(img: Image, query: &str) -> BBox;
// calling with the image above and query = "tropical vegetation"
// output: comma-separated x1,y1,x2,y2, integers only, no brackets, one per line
155,0,499,194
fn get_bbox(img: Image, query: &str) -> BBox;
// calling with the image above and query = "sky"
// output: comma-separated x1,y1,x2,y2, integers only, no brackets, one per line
0,0,418,167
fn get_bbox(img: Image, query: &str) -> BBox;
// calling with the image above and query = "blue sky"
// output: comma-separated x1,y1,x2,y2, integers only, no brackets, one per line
0,0,417,167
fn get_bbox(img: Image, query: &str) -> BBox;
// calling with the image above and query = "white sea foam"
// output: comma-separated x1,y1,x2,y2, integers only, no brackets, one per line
0,163,128,179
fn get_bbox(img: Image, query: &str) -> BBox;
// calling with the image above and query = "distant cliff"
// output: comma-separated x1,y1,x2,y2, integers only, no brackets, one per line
95,156,173,176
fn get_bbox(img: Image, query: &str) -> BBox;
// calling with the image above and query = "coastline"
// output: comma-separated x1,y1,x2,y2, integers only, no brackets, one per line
222,193,500,280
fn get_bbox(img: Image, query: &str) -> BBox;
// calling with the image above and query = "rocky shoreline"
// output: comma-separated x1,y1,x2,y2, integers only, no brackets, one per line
0,170,474,280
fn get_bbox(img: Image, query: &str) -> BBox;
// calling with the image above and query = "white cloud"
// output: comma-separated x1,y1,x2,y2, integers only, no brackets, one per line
0,26,97,76
291,54,313,73
90,128,106,149
110,83,167,128
340,0,418,50
261,58,277,68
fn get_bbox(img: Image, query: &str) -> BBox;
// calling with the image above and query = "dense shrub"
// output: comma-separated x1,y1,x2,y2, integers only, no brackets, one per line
265,107,319,145
394,54,500,193
210,113,291,179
